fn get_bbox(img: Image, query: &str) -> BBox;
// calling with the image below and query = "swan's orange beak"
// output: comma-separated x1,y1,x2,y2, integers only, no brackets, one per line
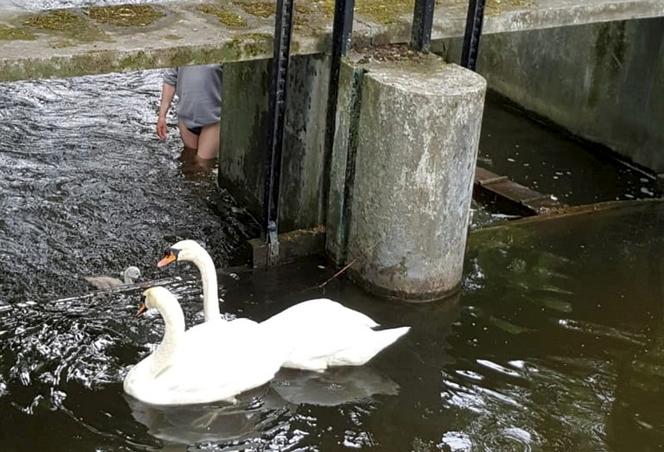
157,250,178,268
135,303,148,317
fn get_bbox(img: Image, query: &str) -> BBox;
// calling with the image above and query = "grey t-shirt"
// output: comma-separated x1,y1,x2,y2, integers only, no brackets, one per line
163,65,222,129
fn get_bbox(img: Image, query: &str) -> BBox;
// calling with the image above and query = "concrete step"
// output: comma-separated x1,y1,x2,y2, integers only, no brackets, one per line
0,0,663,81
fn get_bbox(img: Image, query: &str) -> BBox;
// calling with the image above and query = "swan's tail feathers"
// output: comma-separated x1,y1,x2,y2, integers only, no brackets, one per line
329,326,410,367
373,326,410,350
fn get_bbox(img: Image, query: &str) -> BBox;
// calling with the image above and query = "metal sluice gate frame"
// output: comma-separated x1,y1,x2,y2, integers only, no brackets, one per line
261,0,487,264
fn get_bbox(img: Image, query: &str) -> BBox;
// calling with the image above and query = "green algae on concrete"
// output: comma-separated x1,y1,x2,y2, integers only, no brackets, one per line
0,25,35,41
321,0,531,24
21,9,105,42
446,0,532,15
221,1,314,26
198,4,248,28
228,32,273,57
234,1,275,18
311,0,413,23
22,9,87,32
484,0,533,14
357,0,414,23
85,5,165,27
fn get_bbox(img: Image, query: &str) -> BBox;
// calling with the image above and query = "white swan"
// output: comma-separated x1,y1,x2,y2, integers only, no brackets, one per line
123,287,289,406
157,240,410,371
158,242,222,322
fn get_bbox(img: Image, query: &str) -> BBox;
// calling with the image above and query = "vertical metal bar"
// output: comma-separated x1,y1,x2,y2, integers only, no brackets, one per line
461,0,486,71
323,0,355,224
411,0,435,52
263,0,295,261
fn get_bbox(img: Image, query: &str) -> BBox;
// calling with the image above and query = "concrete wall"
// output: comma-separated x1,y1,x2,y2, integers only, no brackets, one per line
438,17,664,174
219,58,269,220
219,54,330,232
326,61,364,265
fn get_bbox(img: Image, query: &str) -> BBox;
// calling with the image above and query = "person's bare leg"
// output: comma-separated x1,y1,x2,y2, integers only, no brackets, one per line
196,122,220,160
178,122,199,150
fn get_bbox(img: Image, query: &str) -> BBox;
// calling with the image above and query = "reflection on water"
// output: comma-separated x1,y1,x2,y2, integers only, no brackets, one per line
127,367,399,446
206,202,664,450
480,91,660,205
1,66,664,450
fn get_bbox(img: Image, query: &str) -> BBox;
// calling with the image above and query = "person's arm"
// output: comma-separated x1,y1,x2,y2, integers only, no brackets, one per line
157,69,177,140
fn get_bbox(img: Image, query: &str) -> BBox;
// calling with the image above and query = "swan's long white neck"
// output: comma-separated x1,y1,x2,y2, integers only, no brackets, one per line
189,248,222,322
151,297,186,374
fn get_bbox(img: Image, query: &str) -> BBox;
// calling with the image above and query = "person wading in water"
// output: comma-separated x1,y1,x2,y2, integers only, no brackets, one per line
156,65,222,171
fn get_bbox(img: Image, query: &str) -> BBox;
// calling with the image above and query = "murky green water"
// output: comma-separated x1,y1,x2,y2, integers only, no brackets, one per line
479,92,660,205
3,200,663,451
1,68,663,450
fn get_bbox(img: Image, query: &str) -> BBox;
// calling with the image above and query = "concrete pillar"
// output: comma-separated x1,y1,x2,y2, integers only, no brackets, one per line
329,54,486,300
218,54,330,232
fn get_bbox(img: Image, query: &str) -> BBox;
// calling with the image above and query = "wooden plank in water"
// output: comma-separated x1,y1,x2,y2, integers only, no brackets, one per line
474,166,564,216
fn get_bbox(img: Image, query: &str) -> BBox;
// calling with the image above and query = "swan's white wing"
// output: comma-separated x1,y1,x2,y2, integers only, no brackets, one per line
180,320,286,402
130,319,288,405
262,299,379,330
261,298,407,371
261,299,379,363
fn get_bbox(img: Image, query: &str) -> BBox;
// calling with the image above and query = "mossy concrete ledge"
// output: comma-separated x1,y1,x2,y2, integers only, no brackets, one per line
1,0,664,81
218,54,330,232
330,52,487,301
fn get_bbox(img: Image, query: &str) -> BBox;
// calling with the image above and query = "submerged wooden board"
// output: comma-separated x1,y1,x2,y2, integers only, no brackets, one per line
474,166,564,216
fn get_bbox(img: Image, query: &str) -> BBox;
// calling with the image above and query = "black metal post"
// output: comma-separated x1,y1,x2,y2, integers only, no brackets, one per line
410,0,435,52
263,0,295,262
323,0,355,224
461,0,486,71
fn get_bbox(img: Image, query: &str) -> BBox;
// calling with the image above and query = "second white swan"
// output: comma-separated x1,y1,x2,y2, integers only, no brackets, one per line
123,286,289,405
157,240,410,372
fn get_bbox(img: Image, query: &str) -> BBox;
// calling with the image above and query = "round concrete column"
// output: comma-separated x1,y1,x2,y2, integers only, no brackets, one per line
347,58,486,300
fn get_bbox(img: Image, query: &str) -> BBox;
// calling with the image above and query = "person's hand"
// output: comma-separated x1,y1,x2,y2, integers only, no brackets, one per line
156,116,168,140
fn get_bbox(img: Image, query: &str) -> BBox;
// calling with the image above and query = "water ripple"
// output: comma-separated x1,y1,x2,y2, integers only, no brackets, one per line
0,70,255,304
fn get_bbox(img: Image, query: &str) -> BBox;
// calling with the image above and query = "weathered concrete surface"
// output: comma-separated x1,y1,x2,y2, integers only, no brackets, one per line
219,54,329,232
1,0,664,81
326,61,365,265
279,54,330,232
338,53,486,300
439,17,664,174
218,58,269,219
